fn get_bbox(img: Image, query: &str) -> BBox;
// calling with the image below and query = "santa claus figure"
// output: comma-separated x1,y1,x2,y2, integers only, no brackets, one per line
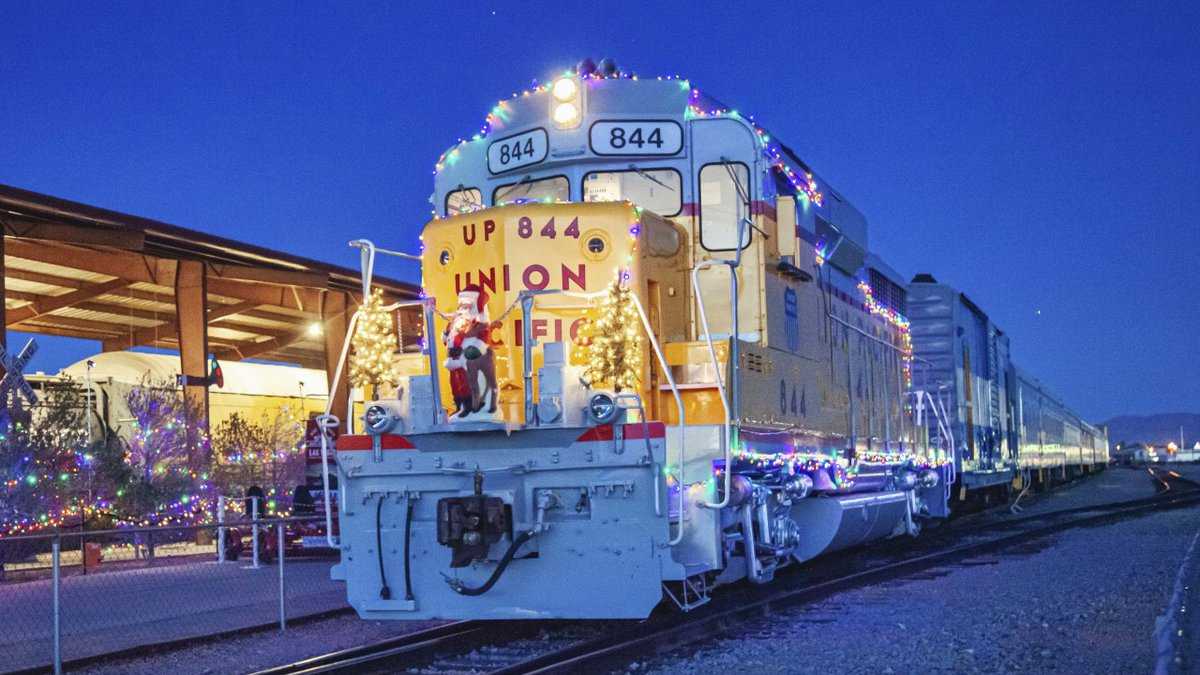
442,284,499,420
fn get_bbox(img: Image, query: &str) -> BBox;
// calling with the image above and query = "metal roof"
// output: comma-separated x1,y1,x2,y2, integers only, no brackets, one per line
0,184,419,369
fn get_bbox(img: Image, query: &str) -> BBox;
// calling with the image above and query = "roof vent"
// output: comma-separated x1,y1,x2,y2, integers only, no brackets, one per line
911,273,938,284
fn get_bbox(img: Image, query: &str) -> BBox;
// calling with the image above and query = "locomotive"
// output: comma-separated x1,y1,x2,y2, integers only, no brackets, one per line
319,60,1107,620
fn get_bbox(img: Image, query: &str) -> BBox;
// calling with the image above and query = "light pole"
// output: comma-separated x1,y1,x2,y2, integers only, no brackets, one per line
85,360,95,502
82,359,96,574
85,360,94,448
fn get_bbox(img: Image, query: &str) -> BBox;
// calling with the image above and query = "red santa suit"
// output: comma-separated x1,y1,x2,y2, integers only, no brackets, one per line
443,285,490,417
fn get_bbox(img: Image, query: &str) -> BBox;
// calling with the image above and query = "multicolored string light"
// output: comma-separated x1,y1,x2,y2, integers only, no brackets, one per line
686,88,824,207
857,279,914,387
431,74,824,219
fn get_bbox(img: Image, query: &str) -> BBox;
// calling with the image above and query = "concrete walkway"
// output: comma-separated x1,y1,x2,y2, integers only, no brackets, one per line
0,556,345,673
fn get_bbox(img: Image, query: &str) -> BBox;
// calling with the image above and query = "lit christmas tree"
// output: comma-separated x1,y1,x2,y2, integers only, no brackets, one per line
583,278,644,392
350,288,398,388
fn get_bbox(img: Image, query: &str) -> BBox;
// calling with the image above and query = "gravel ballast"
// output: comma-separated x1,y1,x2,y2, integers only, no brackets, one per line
639,503,1200,675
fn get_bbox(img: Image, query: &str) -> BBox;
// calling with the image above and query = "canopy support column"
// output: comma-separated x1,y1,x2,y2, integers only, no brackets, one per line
176,258,210,469
322,290,351,430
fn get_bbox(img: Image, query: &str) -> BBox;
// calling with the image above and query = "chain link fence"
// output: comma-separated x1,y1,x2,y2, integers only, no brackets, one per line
0,513,344,674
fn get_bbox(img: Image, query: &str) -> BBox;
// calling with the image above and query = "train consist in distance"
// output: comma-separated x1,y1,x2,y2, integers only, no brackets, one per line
320,60,1108,620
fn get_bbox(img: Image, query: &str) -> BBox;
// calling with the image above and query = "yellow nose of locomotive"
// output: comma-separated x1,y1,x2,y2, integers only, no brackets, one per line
412,201,681,425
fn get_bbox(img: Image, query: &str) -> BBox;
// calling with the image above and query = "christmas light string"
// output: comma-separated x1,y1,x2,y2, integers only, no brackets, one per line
430,74,822,219
685,88,824,208
857,279,914,388
2,398,310,539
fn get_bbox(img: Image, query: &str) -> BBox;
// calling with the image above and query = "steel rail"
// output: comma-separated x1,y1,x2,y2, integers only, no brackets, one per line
247,620,486,675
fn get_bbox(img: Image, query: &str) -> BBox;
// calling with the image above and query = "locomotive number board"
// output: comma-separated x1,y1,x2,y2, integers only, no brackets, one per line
487,128,549,174
589,120,683,156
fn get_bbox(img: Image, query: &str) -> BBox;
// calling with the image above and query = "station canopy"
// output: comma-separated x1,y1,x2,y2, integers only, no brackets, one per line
0,184,417,370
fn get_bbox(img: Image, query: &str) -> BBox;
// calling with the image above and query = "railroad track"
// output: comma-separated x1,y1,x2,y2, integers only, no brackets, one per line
248,620,558,675
256,468,1200,675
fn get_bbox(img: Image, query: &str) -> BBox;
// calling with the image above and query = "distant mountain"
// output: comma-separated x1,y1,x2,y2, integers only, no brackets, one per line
1103,413,1200,447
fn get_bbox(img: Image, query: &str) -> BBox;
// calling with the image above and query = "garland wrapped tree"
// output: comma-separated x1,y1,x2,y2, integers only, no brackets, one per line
583,279,644,392
350,288,398,388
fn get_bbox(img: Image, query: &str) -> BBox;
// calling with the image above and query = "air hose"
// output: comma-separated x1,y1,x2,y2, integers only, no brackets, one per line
403,495,415,601
445,529,536,596
376,496,391,600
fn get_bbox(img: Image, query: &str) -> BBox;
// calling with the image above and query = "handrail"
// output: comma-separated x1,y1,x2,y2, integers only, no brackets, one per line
628,294,686,544
912,388,957,482
317,304,361,548
312,238,425,549
614,392,661,517
420,297,445,426
514,289,566,426
0,515,331,544
689,216,751,510
521,293,536,425
690,259,733,510
827,309,908,354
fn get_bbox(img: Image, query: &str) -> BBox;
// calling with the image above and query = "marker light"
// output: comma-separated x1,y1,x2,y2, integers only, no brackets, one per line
587,393,619,425
552,77,578,101
364,404,398,435
553,102,579,125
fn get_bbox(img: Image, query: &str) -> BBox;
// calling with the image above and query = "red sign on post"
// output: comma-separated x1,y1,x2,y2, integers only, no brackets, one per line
305,419,339,465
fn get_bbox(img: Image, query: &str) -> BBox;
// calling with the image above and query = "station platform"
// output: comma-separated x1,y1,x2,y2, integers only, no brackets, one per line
0,556,345,673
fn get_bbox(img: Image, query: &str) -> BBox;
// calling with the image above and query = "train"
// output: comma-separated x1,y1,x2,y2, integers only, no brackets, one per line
319,59,1108,620
905,274,1109,514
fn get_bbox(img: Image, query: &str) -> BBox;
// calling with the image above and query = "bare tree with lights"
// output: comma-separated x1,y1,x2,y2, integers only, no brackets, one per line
211,411,304,507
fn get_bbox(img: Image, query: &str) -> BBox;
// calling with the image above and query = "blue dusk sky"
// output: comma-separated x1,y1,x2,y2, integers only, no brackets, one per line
1,1,1197,421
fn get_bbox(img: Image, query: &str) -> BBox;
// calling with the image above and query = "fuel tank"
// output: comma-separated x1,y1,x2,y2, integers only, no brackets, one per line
788,490,910,562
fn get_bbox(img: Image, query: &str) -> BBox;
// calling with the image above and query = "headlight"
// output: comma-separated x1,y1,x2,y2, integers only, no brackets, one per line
364,404,396,434
587,393,619,425
552,77,578,101
553,102,579,125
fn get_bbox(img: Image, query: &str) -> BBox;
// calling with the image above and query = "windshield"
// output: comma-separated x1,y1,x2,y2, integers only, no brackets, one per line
583,168,681,216
493,176,570,205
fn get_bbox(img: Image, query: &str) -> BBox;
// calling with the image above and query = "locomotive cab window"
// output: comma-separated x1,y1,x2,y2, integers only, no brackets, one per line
583,168,682,217
445,187,482,215
493,175,569,206
699,162,751,250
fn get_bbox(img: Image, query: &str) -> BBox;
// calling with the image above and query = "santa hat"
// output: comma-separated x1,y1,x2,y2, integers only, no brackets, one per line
458,284,489,320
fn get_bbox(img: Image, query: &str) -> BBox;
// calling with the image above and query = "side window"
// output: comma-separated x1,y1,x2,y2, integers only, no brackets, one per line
699,163,750,250
493,176,570,205
445,188,482,215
